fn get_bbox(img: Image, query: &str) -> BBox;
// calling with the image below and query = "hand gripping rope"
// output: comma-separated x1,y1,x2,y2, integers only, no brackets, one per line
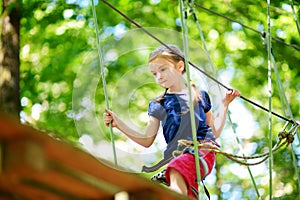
91,0,118,166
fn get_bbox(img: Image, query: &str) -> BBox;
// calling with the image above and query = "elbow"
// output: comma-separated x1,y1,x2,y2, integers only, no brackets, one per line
140,142,152,148
211,126,221,138
142,143,152,148
139,139,154,148
214,132,221,139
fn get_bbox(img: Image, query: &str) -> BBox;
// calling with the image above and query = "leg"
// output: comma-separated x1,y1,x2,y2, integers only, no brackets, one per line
166,150,216,198
168,168,188,195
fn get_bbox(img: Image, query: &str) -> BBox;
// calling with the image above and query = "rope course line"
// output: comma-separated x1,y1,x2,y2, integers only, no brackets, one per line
266,0,273,197
270,47,300,199
101,0,298,127
173,121,299,166
260,11,300,199
289,0,300,37
91,0,118,166
184,1,261,198
179,3,299,198
193,2,300,51
179,0,204,198
99,0,300,198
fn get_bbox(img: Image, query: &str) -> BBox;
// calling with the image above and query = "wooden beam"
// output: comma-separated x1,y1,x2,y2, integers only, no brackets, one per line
0,115,191,200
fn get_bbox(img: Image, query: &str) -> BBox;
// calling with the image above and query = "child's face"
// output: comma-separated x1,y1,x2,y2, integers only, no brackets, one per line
149,56,184,89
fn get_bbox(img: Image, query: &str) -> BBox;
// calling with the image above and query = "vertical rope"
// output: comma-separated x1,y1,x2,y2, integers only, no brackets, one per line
266,0,273,198
228,115,262,199
289,0,300,37
270,44,300,200
179,1,202,199
189,2,217,77
91,0,118,166
292,145,300,200
187,3,261,198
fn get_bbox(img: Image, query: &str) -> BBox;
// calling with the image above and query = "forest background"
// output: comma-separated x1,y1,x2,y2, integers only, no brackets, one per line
1,0,300,199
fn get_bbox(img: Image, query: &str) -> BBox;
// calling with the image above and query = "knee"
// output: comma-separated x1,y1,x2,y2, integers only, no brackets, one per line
169,168,187,195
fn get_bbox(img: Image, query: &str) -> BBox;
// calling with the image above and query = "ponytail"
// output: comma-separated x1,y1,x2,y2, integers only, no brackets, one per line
154,88,169,103
191,83,202,104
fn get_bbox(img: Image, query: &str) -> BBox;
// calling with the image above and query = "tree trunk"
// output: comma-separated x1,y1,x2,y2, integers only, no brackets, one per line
0,0,21,118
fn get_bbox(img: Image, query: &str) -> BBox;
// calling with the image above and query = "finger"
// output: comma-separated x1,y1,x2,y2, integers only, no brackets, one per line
103,113,110,120
228,89,240,97
104,118,112,126
226,89,233,94
233,89,241,96
105,108,114,115
231,90,237,96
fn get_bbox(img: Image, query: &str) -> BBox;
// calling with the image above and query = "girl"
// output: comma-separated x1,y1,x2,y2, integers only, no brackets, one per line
103,44,240,198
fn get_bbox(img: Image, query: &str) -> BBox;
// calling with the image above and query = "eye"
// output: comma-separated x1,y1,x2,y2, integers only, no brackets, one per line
160,67,166,72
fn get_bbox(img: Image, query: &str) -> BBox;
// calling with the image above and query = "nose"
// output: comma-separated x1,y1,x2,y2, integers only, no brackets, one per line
155,72,161,80
157,72,163,79
156,72,162,80
156,72,161,79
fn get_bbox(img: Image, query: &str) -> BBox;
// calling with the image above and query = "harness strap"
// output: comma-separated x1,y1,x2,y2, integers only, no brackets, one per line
183,147,210,178
150,143,214,199
202,180,211,200
199,154,209,179
142,157,172,173
183,147,211,199
190,181,211,200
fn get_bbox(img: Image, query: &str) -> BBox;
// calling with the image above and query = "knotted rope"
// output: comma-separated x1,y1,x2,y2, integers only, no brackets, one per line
173,121,299,166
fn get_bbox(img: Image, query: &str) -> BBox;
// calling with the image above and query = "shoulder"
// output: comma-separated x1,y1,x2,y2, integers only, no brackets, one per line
149,100,163,109
148,100,166,120
201,90,211,100
198,90,212,112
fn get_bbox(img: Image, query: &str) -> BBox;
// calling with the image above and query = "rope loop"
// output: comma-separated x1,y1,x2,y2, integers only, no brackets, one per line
278,120,299,146
278,131,294,146
175,121,297,166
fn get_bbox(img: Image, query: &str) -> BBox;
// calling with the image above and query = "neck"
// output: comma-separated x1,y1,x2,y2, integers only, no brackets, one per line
168,76,187,93
169,85,188,94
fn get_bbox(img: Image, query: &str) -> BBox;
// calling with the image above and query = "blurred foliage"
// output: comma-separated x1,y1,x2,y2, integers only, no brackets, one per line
18,0,299,199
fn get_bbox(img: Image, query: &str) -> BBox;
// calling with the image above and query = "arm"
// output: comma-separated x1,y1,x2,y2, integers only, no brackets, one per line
205,89,240,138
103,109,160,148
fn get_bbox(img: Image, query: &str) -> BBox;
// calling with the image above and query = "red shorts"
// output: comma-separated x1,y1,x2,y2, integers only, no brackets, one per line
165,149,216,198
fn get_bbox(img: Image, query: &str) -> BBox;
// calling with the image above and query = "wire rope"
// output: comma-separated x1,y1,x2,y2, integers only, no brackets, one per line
193,2,300,51
174,123,297,166
179,1,203,198
262,29,300,200
272,52,300,199
228,116,262,199
289,0,300,37
100,0,300,198
91,0,118,166
266,0,273,198
186,2,261,198
101,0,296,126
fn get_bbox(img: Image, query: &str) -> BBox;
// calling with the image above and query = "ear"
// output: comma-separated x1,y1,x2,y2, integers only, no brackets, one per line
176,60,185,74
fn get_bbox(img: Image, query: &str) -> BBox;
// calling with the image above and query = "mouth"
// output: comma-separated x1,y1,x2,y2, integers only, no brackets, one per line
159,81,166,86
159,81,165,84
